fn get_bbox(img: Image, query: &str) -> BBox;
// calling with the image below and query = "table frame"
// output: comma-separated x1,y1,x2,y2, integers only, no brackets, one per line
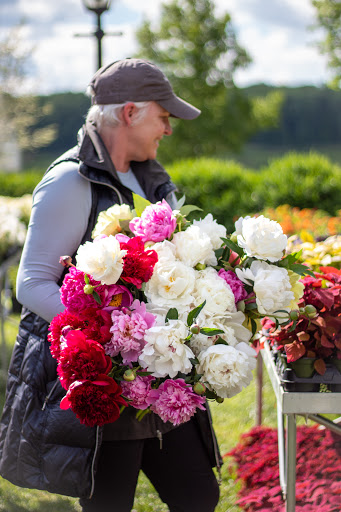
261,341,341,512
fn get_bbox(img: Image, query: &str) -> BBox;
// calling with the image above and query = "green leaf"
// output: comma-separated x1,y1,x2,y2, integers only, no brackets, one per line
220,237,244,257
251,318,258,337
215,337,229,345
187,301,206,326
84,274,90,284
179,204,203,217
133,193,152,216
165,308,179,322
189,356,200,365
92,290,102,305
175,195,186,209
136,371,153,376
245,302,258,311
200,328,225,336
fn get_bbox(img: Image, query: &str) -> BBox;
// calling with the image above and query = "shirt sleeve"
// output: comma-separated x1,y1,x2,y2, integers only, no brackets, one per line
16,162,92,323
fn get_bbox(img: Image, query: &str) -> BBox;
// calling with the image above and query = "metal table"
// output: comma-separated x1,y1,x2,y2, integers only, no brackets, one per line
261,341,341,512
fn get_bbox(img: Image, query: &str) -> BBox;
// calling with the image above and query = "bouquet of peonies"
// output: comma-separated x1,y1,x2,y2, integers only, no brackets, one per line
48,196,310,428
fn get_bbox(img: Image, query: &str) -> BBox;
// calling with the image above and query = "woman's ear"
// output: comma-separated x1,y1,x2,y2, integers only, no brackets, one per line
122,102,137,126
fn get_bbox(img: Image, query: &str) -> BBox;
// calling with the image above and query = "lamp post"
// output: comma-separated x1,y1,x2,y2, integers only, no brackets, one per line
76,0,123,70
83,0,111,69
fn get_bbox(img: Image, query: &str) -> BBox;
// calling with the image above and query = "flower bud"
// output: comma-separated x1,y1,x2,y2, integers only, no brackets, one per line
123,369,136,382
304,304,317,318
230,233,238,243
237,300,245,312
193,382,206,395
190,324,200,335
216,396,224,404
83,284,94,295
59,255,73,267
299,307,305,315
195,263,206,271
289,309,300,321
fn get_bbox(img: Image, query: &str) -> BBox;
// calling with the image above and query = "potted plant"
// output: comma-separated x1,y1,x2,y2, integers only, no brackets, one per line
263,266,341,377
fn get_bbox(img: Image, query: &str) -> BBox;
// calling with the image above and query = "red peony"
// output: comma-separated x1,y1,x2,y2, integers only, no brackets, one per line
57,330,112,389
119,236,158,288
48,310,84,359
79,307,112,345
60,375,127,427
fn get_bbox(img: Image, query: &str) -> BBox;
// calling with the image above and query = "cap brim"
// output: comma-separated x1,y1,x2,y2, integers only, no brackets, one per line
158,95,201,120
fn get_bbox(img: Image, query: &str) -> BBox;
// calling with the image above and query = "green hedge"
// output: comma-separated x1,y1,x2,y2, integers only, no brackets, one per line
2,152,341,233
168,152,341,232
0,171,42,197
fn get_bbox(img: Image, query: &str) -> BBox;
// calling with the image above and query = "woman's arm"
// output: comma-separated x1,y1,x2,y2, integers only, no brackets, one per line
16,162,92,323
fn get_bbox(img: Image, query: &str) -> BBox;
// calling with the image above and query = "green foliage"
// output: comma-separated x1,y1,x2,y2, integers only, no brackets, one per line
255,151,341,214
135,0,281,162
0,27,57,155
168,157,261,231
168,152,341,231
312,0,341,89
0,170,41,196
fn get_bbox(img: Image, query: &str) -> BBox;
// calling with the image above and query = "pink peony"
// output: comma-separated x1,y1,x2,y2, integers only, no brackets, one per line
129,199,177,243
60,267,132,314
147,378,206,426
218,269,248,304
104,300,156,364
120,375,155,410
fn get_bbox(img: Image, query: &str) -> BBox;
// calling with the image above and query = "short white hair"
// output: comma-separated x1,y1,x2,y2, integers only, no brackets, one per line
86,85,150,130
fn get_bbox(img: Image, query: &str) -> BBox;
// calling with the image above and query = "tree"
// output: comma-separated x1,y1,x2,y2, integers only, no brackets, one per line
312,0,341,89
0,26,56,169
135,0,282,161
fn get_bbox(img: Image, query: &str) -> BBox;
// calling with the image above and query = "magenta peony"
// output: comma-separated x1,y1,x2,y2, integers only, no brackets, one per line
120,375,155,410
147,378,206,426
60,267,129,314
129,199,177,243
218,268,248,304
105,300,156,364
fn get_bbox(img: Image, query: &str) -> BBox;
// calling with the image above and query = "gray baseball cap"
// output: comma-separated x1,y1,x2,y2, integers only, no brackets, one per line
88,58,201,120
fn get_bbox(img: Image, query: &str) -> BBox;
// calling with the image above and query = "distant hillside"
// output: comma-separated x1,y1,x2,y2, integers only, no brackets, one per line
24,85,341,169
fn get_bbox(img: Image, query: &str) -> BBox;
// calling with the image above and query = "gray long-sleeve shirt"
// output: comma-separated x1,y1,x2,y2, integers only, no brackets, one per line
16,164,148,323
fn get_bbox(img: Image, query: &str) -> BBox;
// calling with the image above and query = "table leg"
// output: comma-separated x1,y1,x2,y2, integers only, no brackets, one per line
285,414,297,512
277,404,286,496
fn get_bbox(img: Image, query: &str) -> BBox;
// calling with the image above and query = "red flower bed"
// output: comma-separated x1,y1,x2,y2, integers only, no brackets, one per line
225,425,341,511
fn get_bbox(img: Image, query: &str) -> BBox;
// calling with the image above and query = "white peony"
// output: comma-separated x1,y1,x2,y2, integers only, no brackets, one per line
172,225,217,267
193,214,226,250
235,215,287,262
197,343,257,398
192,267,236,314
139,319,194,378
144,259,196,309
76,235,127,285
236,260,294,319
190,310,252,356
92,204,134,238
150,240,177,262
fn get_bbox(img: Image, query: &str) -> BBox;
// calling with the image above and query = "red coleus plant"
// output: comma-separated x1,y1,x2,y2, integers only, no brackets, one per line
264,266,341,375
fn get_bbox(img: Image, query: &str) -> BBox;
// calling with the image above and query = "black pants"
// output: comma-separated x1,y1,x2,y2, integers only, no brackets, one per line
80,420,220,512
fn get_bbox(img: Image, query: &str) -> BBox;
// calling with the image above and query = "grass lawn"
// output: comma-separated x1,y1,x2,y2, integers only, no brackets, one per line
0,315,321,511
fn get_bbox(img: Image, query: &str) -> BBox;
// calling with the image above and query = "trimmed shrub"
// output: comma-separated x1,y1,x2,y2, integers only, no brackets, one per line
168,158,261,231
0,171,42,197
254,152,341,215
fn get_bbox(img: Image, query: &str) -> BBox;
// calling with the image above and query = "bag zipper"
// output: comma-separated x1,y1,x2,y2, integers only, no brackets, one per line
41,380,59,411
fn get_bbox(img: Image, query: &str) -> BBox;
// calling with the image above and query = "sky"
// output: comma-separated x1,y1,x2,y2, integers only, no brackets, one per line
0,0,331,95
